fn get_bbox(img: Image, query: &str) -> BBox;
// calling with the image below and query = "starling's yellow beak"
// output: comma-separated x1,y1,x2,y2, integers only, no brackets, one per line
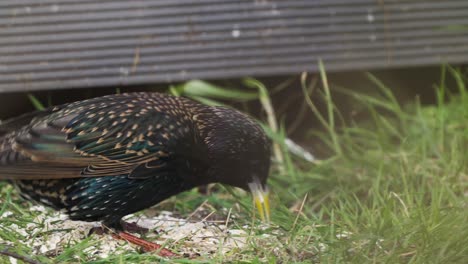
248,180,270,222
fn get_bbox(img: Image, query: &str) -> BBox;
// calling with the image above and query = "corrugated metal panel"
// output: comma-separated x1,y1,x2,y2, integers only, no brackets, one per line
1,0,468,92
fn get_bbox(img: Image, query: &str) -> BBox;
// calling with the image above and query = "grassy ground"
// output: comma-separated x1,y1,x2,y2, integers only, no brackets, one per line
1,66,467,263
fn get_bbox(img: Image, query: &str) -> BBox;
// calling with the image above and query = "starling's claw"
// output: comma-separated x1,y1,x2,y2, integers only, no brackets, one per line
119,220,151,235
87,226,107,236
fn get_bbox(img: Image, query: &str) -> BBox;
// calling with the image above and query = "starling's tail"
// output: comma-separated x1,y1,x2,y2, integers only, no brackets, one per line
0,111,38,156
0,133,28,166
0,110,48,133
0,111,41,166
0,108,59,167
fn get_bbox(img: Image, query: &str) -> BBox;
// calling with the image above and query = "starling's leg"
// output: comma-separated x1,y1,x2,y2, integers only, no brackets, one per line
112,232,177,256
102,219,178,257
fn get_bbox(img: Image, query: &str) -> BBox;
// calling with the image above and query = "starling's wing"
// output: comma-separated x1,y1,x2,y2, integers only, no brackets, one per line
0,93,198,180
63,107,189,179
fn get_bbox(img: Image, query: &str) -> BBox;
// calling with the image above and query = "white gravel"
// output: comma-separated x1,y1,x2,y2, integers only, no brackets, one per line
0,205,249,260
124,211,248,255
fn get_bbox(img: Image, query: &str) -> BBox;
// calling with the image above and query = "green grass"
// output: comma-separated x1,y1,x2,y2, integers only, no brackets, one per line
2,65,468,263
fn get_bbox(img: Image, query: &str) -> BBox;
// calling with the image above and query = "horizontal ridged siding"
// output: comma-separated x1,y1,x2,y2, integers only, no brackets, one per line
1,0,468,92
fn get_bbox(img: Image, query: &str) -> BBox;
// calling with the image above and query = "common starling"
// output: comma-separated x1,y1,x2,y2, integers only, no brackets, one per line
0,92,271,255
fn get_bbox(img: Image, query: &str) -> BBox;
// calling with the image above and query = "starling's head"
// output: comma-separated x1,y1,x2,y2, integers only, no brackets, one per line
198,106,271,221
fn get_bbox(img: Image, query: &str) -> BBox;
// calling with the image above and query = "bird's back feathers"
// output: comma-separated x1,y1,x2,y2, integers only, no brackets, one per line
0,92,204,180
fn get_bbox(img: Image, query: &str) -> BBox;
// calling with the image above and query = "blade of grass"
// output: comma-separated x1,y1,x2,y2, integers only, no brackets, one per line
27,94,45,110
318,60,342,156
177,80,258,101
244,78,284,170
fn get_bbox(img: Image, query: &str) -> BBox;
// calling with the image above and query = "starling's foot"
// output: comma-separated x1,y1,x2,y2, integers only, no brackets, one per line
119,220,151,234
87,226,108,236
113,231,178,257
197,185,209,195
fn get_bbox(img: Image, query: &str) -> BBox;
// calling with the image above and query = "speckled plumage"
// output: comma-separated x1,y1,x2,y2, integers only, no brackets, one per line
0,92,271,228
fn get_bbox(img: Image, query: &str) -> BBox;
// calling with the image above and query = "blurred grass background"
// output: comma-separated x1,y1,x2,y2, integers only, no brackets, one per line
1,64,467,263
